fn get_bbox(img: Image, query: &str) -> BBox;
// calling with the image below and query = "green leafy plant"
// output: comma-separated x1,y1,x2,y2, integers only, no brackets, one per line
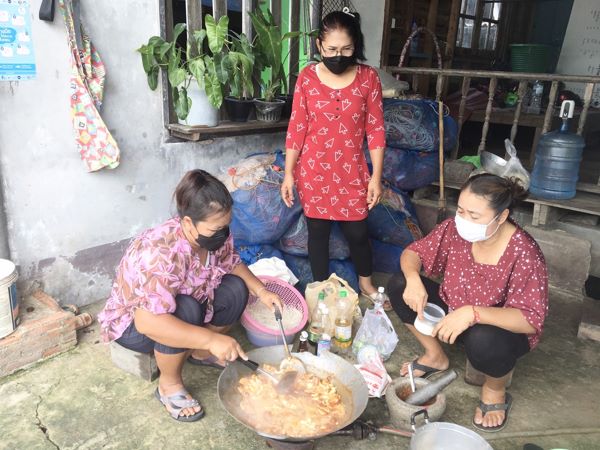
249,8,302,99
222,31,255,100
137,16,229,120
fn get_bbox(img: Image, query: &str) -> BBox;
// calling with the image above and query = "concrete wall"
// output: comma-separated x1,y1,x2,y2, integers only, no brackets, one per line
0,0,285,306
355,0,386,67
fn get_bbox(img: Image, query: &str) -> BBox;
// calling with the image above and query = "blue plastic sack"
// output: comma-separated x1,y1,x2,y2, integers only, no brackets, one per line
367,186,423,247
383,98,458,152
277,214,350,260
235,244,283,266
371,239,403,274
281,253,359,294
230,163,302,245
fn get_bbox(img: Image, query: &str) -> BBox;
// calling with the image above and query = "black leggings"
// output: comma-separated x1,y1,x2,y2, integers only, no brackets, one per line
116,274,248,355
387,273,530,378
306,217,372,281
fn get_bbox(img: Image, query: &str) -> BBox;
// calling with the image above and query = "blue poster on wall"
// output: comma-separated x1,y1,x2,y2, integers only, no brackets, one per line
0,0,36,81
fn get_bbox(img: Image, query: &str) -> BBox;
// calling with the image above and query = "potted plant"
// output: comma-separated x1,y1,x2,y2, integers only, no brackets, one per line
221,31,255,122
137,16,227,126
249,8,302,122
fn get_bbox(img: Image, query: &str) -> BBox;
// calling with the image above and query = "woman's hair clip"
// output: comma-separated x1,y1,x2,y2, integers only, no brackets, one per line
342,7,356,17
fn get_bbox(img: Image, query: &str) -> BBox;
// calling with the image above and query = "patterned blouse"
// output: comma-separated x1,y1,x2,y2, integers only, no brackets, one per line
408,218,548,349
285,64,386,221
98,217,241,342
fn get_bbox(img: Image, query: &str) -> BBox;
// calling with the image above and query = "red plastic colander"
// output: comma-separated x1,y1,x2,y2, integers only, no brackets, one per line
241,275,308,336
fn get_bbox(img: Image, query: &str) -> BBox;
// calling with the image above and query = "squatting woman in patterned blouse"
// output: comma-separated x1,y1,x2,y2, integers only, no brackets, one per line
388,174,548,433
281,9,387,304
98,170,282,422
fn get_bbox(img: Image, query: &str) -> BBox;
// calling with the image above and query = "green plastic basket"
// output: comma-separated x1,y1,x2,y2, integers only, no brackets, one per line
510,44,550,73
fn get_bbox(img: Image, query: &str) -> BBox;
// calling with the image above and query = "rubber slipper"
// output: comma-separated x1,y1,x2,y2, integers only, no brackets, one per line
187,355,226,369
472,392,512,433
402,358,445,379
154,387,205,422
360,290,393,312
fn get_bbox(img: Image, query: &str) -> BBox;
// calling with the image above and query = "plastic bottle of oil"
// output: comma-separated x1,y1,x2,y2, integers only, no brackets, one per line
308,292,326,344
333,289,352,349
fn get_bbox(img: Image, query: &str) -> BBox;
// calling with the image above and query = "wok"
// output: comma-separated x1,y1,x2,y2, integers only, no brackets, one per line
217,346,369,442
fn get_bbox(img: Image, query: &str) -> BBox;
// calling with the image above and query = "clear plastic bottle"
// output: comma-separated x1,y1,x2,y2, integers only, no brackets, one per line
334,289,353,349
527,80,543,114
307,292,326,344
317,333,331,356
374,286,386,311
321,305,333,337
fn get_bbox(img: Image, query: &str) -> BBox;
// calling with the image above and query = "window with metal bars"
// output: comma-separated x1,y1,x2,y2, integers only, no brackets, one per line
456,0,502,51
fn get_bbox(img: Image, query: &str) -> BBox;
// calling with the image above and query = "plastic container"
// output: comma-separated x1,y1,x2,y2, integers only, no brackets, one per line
510,44,550,73
241,276,309,347
317,333,331,356
0,259,19,339
530,100,585,200
413,303,445,336
177,84,218,127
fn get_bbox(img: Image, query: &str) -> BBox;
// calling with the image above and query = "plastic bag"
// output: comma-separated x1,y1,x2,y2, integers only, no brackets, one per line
480,139,530,190
282,253,359,295
383,99,458,152
367,187,423,248
277,214,350,260
365,147,440,191
227,156,302,245
248,257,299,285
304,273,359,325
353,307,399,361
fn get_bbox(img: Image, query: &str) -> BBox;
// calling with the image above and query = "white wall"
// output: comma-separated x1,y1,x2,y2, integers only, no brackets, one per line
0,0,285,305
354,0,386,67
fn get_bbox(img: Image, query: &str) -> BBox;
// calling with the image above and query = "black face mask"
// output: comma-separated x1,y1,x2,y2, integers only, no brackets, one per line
321,55,354,75
196,226,230,252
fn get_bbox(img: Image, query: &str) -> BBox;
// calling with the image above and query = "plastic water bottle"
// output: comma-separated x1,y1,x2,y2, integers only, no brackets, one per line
410,19,419,53
527,80,543,114
374,286,386,311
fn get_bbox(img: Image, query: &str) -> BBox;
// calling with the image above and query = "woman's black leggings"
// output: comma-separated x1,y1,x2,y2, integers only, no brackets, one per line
306,217,372,281
115,274,248,355
387,273,530,378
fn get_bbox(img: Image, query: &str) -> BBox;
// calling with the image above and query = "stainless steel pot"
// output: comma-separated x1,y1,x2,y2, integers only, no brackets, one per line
410,410,493,450
217,346,369,442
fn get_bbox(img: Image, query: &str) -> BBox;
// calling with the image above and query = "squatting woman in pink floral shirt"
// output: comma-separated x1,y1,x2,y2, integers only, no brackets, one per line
98,170,281,422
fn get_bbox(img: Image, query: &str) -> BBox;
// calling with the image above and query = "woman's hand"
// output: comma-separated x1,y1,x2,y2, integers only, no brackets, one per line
207,333,247,362
432,306,473,344
403,276,428,319
281,173,295,208
257,287,283,312
367,178,382,210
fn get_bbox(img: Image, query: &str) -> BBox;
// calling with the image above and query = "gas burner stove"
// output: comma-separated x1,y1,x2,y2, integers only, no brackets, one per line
265,438,315,450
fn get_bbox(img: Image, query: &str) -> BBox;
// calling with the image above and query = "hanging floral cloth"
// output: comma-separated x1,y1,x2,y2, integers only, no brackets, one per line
59,0,120,171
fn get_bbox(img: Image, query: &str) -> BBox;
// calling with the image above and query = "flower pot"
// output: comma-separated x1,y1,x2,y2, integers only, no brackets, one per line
276,94,293,119
254,98,285,123
224,97,253,122
178,84,219,127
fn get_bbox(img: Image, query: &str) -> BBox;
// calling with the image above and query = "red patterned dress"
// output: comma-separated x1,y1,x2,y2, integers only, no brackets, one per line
285,64,386,221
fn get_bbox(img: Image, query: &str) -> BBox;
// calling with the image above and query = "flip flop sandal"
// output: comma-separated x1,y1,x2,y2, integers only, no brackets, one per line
154,387,205,422
187,354,226,369
403,358,445,379
361,291,393,312
472,392,512,433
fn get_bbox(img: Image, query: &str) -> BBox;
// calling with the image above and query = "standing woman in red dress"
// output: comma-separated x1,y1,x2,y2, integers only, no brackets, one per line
281,9,386,299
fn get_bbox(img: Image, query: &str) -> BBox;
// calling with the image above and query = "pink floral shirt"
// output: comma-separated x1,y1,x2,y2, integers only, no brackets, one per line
98,217,241,342
408,218,548,349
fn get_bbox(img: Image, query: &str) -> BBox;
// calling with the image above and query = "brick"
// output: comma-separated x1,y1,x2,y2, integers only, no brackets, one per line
109,341,158,382
524,226,591,294
578,297,600,342
0,290,79,377
465,359,513,388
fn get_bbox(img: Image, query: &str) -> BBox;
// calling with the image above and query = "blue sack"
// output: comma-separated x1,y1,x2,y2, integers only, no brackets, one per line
383,98,458,152
371,239,403,274
230,162,302,245
282,253,359,294
367,187,423,247
235,244,283,266
277,214,350,260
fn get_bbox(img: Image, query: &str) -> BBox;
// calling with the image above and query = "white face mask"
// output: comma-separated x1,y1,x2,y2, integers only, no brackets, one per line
455,213,500,243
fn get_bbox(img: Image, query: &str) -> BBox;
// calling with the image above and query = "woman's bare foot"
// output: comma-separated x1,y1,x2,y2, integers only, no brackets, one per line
473,383,508,429
400,353,449,377
158,380,202,418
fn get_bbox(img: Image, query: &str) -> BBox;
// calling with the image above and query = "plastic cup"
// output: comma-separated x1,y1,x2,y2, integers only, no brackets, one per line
414,303,446,336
